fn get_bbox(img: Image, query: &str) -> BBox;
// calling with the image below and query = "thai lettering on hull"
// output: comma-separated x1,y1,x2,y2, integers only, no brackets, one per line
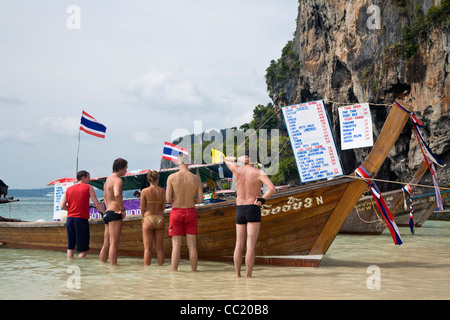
261,196,324,216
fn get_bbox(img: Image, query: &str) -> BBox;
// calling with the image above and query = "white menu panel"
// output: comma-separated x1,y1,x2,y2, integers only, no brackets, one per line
282,100,343,182
338,103,373,150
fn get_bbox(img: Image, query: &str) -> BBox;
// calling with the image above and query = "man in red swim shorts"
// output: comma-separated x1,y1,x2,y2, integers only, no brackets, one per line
166,154,203,271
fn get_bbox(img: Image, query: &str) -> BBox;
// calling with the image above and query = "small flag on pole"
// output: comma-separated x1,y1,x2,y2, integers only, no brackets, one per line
80,110,107,138
211,148,225,164
162,141,188,163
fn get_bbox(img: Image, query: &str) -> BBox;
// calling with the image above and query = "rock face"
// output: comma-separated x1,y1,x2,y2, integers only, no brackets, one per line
267,0,449,192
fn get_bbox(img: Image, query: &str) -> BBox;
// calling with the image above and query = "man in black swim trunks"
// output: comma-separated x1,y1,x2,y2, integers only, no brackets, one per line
224,150,275,278
99,158,128,265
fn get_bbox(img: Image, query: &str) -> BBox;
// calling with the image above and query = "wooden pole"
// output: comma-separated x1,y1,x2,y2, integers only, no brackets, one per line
309,100,413,256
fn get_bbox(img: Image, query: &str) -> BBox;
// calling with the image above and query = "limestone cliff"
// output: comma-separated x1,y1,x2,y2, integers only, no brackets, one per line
267,0,450,191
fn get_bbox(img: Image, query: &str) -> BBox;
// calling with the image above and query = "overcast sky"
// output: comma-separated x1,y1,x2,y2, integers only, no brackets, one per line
0,0,298,189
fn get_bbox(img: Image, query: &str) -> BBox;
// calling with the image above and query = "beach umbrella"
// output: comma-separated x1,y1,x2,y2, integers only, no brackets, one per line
48,177,77,185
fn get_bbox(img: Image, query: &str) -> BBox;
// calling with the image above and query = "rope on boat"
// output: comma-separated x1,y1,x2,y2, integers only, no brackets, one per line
243,99,448,193
355,198,386,225
343,174,450,192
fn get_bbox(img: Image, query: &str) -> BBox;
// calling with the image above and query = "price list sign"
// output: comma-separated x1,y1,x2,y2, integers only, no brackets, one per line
282,100,343,182
338,103,373,150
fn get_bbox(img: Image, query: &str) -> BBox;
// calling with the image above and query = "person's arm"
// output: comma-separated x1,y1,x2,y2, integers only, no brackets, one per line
114,179,125,218
224,156,238,173
89,186,105,214
195,177,203,204
140,189,146,217
166,176,173,204
60,193,68,211
161,188,167,212
254,171,276,206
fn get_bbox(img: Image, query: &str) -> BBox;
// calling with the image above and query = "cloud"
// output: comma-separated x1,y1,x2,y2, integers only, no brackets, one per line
39,116,79,136
123,70,213,111
132,131,155,146
0,96,23,107
0,130,38,145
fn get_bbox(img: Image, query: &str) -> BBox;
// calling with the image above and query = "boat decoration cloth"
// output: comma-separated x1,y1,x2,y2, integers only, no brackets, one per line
402,184,415,235
356,165,403,245
394,101,445,211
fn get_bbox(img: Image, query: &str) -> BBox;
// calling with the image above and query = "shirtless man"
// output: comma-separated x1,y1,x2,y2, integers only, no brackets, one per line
166,153,203,271
224,151,275,278
99,158,128,265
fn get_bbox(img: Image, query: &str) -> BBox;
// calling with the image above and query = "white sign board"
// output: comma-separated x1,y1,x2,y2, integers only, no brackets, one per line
338,103,373,150
282,100,343,182
53,182,75,221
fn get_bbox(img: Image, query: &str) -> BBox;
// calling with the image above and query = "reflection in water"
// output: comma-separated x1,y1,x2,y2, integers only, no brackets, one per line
1,221,449,300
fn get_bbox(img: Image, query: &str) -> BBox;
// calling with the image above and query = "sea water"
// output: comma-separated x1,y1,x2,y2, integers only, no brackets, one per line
0,197,449,300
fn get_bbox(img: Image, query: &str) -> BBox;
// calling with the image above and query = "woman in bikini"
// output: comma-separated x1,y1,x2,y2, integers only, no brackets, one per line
140,170,166,266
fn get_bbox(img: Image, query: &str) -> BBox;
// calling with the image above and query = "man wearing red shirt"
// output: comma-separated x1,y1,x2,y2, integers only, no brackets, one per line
61,170,105,259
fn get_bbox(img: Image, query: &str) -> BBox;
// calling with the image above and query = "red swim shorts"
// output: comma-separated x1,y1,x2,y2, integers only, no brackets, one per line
169,207,198,237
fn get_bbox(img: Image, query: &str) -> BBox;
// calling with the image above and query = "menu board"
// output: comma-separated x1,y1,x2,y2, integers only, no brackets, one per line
338,103,373,150
282,100,343,182
53,182,75,221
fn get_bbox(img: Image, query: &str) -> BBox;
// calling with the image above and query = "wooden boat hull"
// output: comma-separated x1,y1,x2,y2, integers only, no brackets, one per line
395,190,450,226
0,177,352,267
339,190,399,235
0,100,413,267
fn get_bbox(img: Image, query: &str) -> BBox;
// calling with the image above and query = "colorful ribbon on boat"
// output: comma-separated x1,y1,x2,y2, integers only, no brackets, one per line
393,100,445,211
402,184,415,235
356,165,403,245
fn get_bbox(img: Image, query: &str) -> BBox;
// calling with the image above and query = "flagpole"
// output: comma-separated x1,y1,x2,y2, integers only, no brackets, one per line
76,109,82,175
76,128,81,175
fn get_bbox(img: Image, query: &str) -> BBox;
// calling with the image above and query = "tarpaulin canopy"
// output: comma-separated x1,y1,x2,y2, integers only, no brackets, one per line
88,163,232,191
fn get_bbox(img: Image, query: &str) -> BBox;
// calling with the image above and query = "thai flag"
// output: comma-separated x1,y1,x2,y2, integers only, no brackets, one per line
162,141,188,162
80,111,107,138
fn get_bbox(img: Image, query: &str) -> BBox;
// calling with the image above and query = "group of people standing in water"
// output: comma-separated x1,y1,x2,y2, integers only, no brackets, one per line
61,151,275,278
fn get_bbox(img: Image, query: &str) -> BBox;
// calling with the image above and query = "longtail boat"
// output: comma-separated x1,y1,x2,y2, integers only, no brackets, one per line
340,161,429,234
395,189,450,226
0,101,412,267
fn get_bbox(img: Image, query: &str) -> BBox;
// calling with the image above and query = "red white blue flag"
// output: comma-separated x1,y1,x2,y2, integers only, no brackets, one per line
402,184,415,235
80,110,107,139
356,165,403,245
162,141,188,163
394,100,445,210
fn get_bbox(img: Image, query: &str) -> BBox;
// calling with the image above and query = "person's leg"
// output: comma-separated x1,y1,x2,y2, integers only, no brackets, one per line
67,249,74,259
66,217,75,259
142,220,153,266
99,224,110,262
108,220,122,265
186,234,198,271
233,224,247,278
76,218,89,259
171,235,182,271
155,228,165,266
245,222,261,278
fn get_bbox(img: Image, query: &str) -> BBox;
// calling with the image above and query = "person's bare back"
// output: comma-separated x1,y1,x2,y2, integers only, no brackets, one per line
104,173,125,215
166,169,203,208
225,155,275,206
233,165,268,206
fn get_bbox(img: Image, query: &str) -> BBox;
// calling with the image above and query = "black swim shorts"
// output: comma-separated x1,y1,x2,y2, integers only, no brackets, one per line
103,210,123,224
235,205,261,224
66,217,90,252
